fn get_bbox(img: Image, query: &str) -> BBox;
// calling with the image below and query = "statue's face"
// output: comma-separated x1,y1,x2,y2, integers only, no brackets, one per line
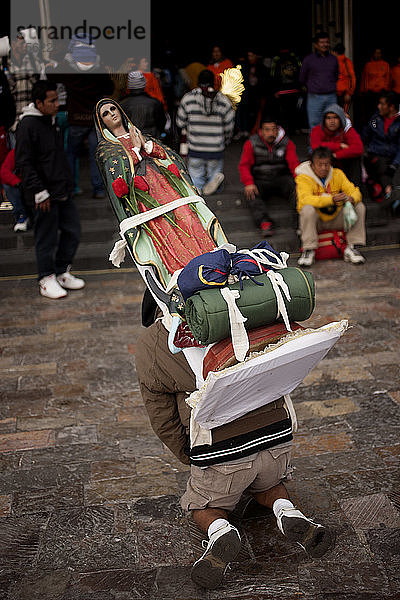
100,103,122,131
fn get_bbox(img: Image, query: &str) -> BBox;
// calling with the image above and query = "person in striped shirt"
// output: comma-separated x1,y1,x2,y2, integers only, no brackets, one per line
176,69,235,196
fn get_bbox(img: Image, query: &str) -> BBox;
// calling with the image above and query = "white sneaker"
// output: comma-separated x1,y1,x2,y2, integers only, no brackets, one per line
298,249,315,266
343,245,365,264
202,172,225,196
190,523,241,589
56,268,85,290
39,274,68,299
276,506,335,558
13,217,29,232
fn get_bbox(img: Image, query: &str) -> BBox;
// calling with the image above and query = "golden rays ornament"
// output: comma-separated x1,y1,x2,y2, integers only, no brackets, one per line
219,65,245,110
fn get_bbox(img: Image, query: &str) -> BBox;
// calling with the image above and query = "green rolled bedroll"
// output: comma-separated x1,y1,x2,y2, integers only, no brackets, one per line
184,267,315,345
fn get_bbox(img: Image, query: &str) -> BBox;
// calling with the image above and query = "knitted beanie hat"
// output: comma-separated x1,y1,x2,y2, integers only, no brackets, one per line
69,34,97,64
127,70,146,90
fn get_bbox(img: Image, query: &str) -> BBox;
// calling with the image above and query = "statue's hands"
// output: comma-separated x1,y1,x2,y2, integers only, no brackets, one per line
129,126,146,150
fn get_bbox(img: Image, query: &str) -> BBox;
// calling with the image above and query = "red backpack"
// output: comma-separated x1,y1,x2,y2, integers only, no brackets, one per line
314,230,347,260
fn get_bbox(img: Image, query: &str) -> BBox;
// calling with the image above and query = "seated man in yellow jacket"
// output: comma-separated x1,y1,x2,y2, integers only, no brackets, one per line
295,146,366,266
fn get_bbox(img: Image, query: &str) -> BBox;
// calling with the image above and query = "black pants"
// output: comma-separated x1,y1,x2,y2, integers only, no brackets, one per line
34,195,81,280
273,92,302,136
364,154,400,192
335,157,363,188
246,175,296,228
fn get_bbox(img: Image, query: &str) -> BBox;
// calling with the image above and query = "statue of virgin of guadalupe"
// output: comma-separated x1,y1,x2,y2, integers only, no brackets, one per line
94,99,226,285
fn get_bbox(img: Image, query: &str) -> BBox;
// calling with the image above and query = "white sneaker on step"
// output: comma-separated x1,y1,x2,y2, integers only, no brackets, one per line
343,245,365,264
39,274,68,299
13,217,29,232
190,523,241,589
276,506,335,558
298,249,315,266
56,268,85,290
202,172,225,196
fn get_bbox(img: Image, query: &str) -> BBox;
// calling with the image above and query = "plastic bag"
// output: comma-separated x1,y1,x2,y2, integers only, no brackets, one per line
343,201,358,231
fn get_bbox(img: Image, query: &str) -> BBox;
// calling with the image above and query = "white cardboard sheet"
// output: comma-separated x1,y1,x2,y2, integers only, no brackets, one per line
185,320,348,430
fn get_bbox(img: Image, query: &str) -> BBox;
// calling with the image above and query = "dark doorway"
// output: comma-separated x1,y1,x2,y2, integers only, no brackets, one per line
150,1,313,67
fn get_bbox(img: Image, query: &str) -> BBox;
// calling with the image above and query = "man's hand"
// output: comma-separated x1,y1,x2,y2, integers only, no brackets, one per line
244,184,259,201
37,198,51,212
340,143,349,149
332,192,347,205
385,184,393,196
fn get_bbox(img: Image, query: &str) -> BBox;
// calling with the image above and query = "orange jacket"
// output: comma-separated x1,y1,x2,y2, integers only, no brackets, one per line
391,64,400,94
143,72,167,110
336,54,356,96
360,59,390,93
207,58,234,89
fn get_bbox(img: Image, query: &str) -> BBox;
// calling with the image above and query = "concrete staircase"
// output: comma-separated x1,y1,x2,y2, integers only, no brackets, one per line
1,135,399,278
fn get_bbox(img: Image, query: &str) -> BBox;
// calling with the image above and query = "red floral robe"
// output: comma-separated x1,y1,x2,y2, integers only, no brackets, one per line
119,137,215,273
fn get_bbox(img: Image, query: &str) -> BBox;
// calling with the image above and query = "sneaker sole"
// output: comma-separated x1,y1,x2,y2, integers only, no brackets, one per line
344,256,365,264
57,282,85,290
40,290,67,299
190,530,241,589
281,516,336,558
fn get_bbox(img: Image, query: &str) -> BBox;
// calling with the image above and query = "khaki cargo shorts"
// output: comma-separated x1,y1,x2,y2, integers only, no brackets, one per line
181,443,293,512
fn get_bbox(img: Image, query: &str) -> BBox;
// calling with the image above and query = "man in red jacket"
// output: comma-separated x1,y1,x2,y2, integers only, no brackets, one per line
0,148,29,232
238,116,300,236
310,103,364,186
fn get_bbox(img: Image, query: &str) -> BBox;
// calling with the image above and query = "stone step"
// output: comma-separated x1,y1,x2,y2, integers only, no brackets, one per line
0,218,117,250
0,240,118,277
1,133,399,277
1,200,398,276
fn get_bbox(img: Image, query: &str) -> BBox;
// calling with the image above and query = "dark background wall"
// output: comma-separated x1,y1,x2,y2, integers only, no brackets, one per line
2,1,399,79
352,0,399,74
150,1,314,67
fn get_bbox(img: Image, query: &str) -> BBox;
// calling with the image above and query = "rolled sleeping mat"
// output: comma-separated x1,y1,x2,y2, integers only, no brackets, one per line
184,267,315,345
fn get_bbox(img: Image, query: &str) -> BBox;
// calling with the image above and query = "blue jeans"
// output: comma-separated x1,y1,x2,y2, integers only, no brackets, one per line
67,125,103,194
3,184,27,220
188,157,224,192
306,93,337,130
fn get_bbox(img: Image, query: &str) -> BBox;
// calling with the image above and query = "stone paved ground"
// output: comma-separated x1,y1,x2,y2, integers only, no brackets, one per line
1,244,400,599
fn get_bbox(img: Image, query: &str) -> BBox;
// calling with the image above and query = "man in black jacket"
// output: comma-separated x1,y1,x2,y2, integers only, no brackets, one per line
119,70,166,139
15,80,85,299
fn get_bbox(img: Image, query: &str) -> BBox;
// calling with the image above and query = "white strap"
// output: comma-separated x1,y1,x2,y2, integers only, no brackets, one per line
284,393,297,432
237,247,289,270
119,194,204,234
220,288,249,362
267,271,292,332
109,194,204,267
